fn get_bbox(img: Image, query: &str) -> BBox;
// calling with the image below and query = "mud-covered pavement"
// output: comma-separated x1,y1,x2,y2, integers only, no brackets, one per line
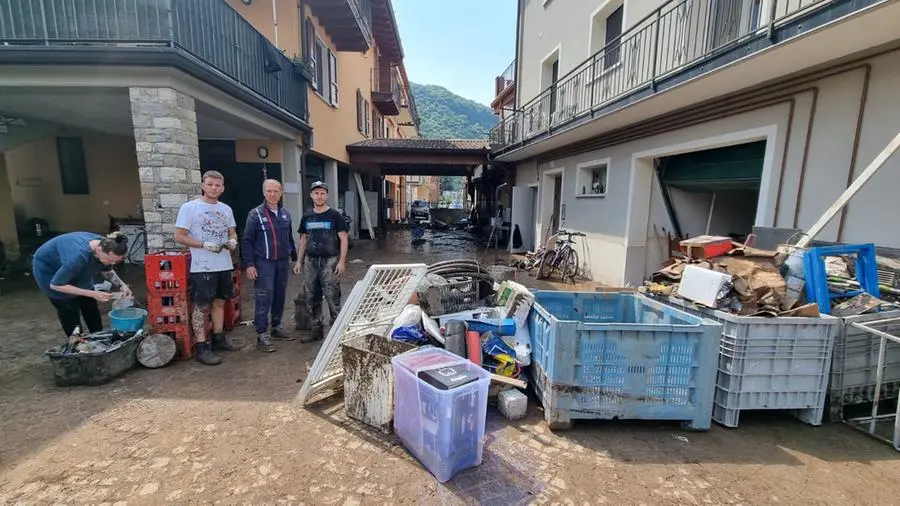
2,229,900,505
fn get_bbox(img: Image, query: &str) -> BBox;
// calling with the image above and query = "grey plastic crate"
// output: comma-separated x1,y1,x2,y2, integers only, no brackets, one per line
828,311,900,421
660,296,838,428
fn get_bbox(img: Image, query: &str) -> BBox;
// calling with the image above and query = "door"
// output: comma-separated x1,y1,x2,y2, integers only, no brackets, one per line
509,186,535,253
212,163,282,239
550,175,562,235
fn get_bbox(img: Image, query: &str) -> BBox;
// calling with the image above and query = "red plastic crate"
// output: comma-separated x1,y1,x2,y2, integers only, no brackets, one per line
224,298,242,331
146,250,190,286
147,292,191,326
153,323,194,359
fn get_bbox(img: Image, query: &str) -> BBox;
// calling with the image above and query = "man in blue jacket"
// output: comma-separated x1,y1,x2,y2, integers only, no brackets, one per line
242,179,298,353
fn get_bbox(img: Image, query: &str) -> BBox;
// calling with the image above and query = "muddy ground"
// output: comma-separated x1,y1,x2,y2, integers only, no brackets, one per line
1,229,899,505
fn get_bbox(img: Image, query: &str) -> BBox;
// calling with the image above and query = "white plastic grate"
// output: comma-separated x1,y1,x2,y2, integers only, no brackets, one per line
298,263,428,405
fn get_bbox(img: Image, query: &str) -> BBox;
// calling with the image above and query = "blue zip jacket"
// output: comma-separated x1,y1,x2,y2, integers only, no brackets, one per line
241,203,297,268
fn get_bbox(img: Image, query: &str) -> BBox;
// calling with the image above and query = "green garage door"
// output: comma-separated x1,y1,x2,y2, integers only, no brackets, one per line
660,141,766,191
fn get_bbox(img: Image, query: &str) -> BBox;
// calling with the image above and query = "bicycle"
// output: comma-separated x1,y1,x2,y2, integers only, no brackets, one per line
537,230,585,282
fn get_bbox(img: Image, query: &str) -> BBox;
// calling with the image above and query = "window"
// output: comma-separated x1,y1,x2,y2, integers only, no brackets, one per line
356,90,370,136
575,159,609,197
604,5,624,68
373,111,385,139
57,137,89,195
328,51,339,106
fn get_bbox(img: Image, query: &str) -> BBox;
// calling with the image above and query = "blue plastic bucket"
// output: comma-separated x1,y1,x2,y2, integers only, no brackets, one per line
109,308,147,332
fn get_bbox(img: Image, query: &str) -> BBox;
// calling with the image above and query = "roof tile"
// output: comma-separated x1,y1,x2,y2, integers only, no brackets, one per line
347,138,490,152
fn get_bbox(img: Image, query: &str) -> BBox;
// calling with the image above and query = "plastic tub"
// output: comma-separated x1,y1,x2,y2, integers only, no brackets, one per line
45,332,142,386
392,347,491,483
109,308,147,332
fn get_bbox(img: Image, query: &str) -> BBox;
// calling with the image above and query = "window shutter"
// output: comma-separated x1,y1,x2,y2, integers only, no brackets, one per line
306,19,317,90
364,103,371,136
328,50,339,106
356,90,364,133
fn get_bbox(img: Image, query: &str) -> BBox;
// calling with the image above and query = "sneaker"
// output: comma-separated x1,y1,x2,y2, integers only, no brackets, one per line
270,327,296,341
256,332,277,353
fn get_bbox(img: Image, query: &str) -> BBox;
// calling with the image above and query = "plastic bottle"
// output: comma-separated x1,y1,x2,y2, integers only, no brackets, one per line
465,330,482,366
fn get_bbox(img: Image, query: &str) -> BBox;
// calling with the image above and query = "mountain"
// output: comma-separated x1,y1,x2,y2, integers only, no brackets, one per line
409,83,498,139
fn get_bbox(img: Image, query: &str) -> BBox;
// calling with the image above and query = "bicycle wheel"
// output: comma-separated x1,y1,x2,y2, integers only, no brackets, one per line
537,251,555,279
563,248,578,282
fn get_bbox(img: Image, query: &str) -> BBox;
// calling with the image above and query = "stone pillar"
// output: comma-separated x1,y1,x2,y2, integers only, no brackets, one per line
324,159,339,209
129,87,201,251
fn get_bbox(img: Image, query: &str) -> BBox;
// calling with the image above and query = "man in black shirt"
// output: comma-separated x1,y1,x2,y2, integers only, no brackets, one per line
294,181,349,342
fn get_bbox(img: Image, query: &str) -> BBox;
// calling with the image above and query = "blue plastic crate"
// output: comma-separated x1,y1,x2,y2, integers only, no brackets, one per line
804,243,880,314
529,292,722,430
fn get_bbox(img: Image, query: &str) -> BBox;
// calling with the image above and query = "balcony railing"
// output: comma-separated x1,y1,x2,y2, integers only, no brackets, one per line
495,59,516,96
372,65,402,116
490,0,839,151
0,0,309,123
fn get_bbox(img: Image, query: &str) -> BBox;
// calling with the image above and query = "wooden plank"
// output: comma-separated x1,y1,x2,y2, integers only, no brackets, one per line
796,131,900,248
490,373,527,389
354,172,376,240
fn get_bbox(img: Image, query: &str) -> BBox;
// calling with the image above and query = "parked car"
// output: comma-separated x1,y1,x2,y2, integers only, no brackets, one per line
410,200,430,221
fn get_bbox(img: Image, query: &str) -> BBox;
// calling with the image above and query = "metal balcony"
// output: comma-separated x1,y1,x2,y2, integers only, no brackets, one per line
495,59,516,96
308,0,373,52
0,0,309,124
372,65,402,116
490,0,870,153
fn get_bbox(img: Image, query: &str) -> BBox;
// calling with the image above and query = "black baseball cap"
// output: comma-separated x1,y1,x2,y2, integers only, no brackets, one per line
310,181,328,191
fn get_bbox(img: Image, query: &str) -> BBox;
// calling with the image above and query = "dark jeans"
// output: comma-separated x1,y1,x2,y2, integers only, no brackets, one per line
50,296,103,337
303,256,342,331
253,259,290,334
190,270,235,307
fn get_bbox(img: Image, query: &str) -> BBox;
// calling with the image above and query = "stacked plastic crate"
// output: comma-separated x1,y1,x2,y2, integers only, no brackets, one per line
663,296,839,428
145,251,194,359
829,311,900,421
225,261,242,331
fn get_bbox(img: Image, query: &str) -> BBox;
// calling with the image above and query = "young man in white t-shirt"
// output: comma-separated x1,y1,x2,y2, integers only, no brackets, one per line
174,170,240,365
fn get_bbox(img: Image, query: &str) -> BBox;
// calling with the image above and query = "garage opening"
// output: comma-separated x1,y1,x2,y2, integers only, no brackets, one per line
657,140,766,243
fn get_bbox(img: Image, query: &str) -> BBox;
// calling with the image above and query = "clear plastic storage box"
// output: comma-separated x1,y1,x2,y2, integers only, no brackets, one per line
391,347,491,483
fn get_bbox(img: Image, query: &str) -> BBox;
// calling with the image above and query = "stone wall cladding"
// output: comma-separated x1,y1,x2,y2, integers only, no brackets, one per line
130,87,201,250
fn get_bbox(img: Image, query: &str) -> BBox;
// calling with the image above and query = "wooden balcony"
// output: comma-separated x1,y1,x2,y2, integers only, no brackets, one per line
372,65,401,116
308,0,372,52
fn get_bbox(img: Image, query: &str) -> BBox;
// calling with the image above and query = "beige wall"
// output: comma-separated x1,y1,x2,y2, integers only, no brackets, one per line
4,131,140,234
0,156,19,260
304,8,376,163
227,0,302,58
235,139,285,163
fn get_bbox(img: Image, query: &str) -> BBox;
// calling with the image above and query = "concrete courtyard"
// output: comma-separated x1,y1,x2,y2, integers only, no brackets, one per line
1,229,899,505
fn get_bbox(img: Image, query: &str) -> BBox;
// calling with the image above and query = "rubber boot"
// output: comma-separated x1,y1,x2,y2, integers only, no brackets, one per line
211,332,241,351
257,332,277,353
299,326,324,343
195,341,222,365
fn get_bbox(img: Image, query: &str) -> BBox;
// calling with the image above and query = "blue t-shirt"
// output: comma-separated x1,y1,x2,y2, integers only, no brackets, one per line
32,232,111,299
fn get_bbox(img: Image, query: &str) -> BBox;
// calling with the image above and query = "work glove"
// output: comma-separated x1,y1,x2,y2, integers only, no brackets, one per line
203,241,223,253
224,238,238,251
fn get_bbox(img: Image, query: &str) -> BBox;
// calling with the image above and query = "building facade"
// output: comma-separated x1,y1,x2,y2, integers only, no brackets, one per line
491,0,900,286
0,0,419,262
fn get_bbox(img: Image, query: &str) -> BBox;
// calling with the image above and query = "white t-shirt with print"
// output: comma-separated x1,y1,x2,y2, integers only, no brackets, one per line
175,198,237,273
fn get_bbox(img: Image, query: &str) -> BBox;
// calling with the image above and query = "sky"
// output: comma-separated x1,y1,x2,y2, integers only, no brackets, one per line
392,0,518,107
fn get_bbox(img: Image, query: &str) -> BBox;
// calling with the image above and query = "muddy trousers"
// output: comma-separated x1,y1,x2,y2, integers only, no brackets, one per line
49,296,103,337
253,259,290,335
303,256,342,334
